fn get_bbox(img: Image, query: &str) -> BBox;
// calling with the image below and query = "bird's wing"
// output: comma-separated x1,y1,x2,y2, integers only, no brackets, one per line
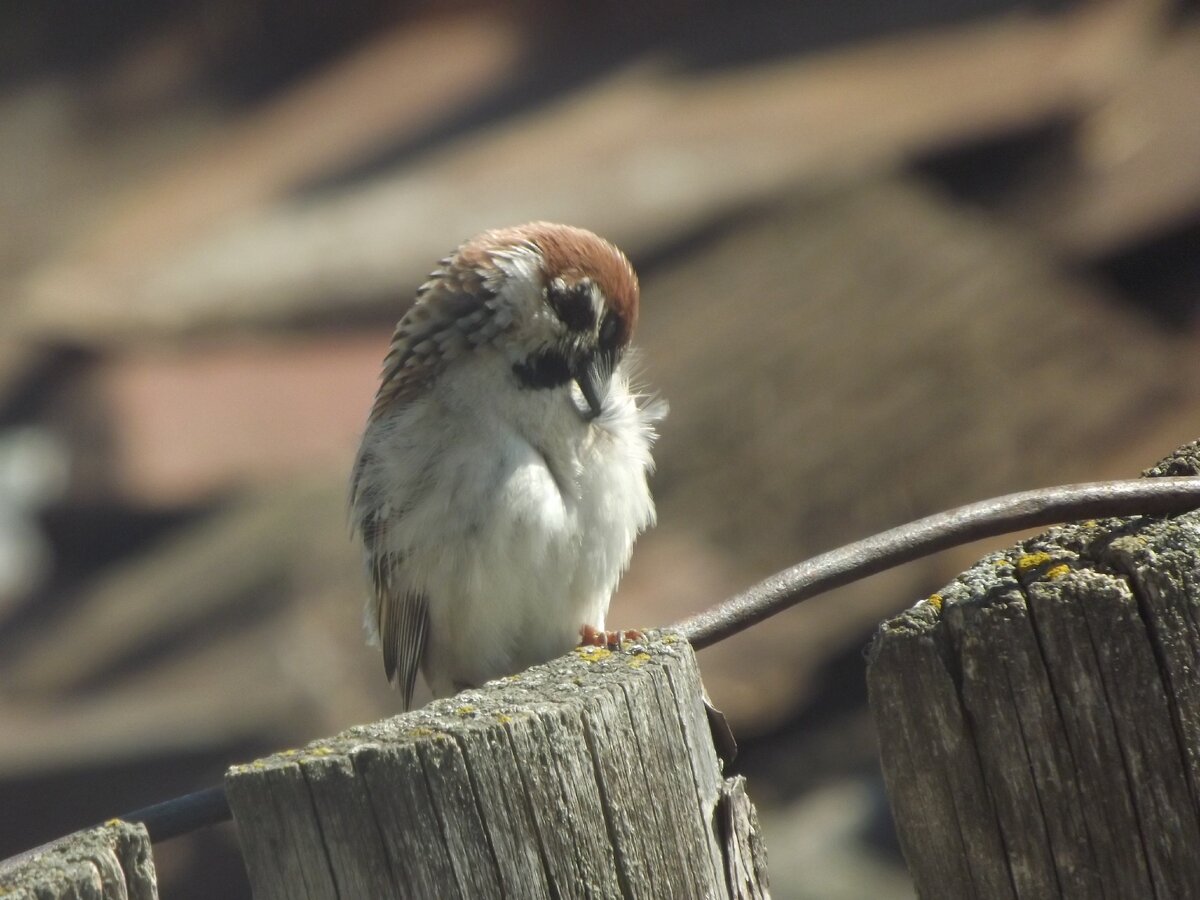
371,549,429,710
351,268,501,528
368,256,505,420
350,243,513,705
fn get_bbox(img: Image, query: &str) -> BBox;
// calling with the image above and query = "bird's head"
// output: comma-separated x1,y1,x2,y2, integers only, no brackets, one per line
369,222,640,422
472,222,639,420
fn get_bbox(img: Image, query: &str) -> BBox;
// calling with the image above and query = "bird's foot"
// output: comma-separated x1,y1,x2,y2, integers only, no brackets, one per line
579,624,644,649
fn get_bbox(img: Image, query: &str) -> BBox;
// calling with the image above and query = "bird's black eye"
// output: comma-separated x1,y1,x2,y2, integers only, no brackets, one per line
547,280,596,333
599,312,622,351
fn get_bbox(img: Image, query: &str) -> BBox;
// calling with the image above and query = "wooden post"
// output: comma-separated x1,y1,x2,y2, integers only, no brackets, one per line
0,821,158,900
225,630,767,899
868,442,1200,899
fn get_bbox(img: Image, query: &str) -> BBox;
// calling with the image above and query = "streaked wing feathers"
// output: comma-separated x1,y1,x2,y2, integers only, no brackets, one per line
354,259,498,707
370,260,503,420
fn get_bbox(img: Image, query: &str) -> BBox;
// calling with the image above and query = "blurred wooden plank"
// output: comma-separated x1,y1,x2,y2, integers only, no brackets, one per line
18,0,1169,339
48,10,523,281
0,480,346,696
93,333,383,504
0,642,299,775
1016,24,1200,256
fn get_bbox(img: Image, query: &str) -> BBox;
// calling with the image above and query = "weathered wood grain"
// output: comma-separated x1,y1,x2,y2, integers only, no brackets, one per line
868,442,1200,899
717,776,770,900
226,631,764,899
0,821,158,900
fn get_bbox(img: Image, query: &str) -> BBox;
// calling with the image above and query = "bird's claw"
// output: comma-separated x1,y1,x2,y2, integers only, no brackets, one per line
579,624,644,649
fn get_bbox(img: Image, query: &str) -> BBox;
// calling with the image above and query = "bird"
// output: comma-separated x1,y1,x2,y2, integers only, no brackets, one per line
351,222,664,709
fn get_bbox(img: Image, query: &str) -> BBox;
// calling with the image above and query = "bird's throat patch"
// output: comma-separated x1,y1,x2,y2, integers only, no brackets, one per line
513,350,573,391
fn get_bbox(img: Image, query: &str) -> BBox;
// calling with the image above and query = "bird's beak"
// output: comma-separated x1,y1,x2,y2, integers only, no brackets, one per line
576,364,605,421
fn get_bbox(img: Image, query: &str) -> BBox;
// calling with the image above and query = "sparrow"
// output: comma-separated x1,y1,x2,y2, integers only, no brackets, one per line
351,222,663,708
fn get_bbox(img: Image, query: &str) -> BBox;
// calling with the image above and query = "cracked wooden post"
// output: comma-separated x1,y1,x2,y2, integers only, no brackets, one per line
868,441,1200,899
225,629,767,899
0,821,159,900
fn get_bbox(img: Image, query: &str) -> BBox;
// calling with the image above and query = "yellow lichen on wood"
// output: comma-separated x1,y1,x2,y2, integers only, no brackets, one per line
927,593,943,613
629,652,652,668
1016,551,1053,571
576,646,612,663
1046,564,1070,580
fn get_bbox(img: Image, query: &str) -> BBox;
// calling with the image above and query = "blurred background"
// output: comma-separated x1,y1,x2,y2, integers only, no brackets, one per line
2,0,1199,896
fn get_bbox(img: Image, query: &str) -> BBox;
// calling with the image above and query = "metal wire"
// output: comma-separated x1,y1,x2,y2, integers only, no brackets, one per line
677,477,1200,649
118,785,231,843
